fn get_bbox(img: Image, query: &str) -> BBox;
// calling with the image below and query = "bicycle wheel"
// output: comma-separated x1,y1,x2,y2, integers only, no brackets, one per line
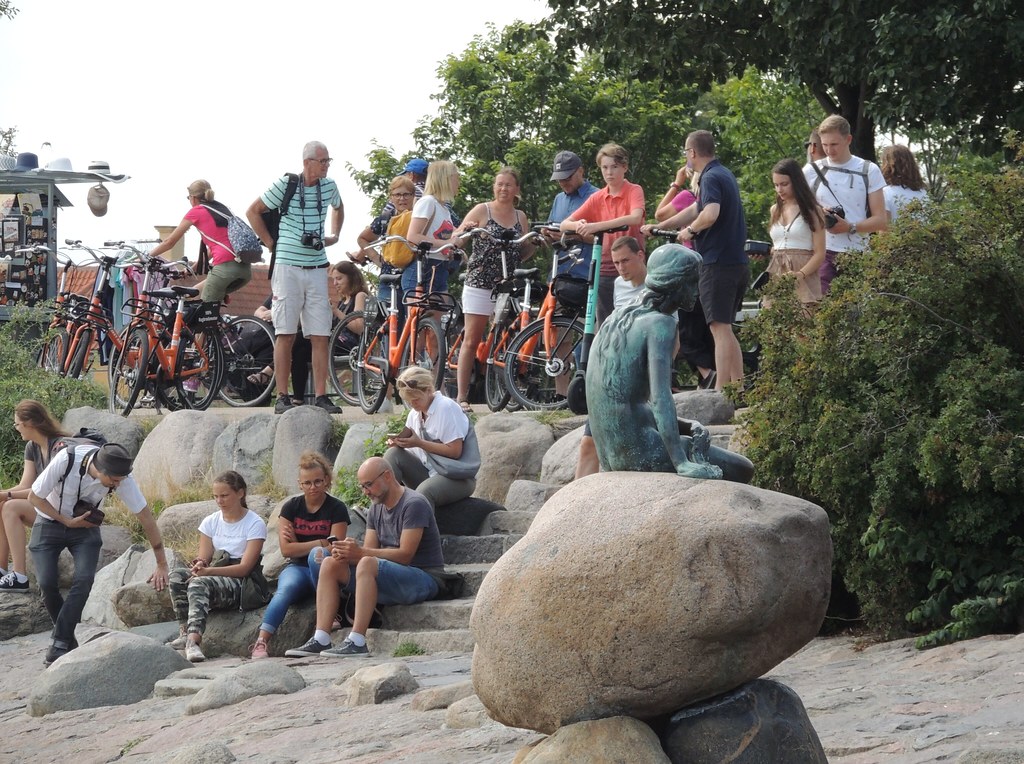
218,316,276,407
442,317,464,400
503,315,584,410
328,313,369,407
402,316,445,392
66,328,93,379
356,327,389,414
108,328,148,416
173,328,224,410
39,328,68,374
484,322,512,412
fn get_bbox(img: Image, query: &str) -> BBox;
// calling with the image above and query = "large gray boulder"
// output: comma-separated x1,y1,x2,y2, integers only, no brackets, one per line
503,479,560,514
132,410,229,501
334,421,388,474
661,679,827,763
518,716,669,763
211,414,279,487
83,544,185,628
538,425,585,487
339,661,419,706
471,473,832,733
181,597,317,659
186,661,305,715
27,632,189,716
272,406,336,487
673,389,735,426
474,414,554,503
61,406,147,456
0,592,51,639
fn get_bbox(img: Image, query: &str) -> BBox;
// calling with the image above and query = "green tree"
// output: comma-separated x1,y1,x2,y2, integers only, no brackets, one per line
544,0,1024,160
351,22,698,223
742,145,1024,644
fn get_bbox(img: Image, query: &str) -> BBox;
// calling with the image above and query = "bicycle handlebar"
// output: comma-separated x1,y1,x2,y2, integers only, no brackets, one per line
455,227,544,247
648,228,681,239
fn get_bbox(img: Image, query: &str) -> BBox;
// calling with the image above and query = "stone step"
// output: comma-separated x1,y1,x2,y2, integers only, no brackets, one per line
382,598,474,632
366,627,475,656
479,510,536,535
446,563,492,596
441,533,522,565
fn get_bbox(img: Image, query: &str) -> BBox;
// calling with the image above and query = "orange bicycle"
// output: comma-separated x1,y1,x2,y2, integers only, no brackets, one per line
353,235,459,413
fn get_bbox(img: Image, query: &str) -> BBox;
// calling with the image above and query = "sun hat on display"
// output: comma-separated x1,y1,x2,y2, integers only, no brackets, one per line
45,157,74,172
11,152,39,172
0,155,16,170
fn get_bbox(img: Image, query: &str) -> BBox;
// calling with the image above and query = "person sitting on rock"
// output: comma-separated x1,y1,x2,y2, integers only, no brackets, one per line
586,243,727,478
168,471,267,663
285,456,445,658
28,442,169,666
381,366,478,509
250,452,349,659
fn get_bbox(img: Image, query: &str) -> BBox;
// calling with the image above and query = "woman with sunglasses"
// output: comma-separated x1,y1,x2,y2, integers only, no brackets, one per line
248,451,349,658
384,366,477,509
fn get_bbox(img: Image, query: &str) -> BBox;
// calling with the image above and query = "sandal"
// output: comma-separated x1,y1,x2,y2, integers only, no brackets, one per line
247,369,272,386
457,399,472,414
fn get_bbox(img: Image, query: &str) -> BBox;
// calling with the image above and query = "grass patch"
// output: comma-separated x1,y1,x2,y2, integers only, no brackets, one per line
104,477,217,561
392,641,426,657
528,409,574,427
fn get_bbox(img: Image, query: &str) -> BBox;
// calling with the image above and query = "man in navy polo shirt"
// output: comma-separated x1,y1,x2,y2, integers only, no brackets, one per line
657,131,748,390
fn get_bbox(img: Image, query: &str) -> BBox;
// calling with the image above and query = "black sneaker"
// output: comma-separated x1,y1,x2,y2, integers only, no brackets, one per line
322,639,369,658
284,637,332,657
43,638,78,667
0,571,29,592
314,395,342,414
274,395,296,414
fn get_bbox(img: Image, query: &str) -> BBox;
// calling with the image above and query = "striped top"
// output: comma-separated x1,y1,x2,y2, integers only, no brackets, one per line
261,175,341,267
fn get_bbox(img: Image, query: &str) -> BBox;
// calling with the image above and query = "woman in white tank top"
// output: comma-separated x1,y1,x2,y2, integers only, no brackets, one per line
767,158,826,306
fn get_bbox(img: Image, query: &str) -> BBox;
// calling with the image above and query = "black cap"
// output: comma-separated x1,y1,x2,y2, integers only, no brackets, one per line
93,443,134,478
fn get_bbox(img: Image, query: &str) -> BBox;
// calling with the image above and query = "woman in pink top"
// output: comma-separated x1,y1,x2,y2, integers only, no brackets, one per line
559,143,646,326
149,179,252,302
655,165,698,224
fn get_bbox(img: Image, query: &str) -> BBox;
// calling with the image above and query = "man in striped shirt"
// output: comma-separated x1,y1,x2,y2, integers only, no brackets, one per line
249,141,344,414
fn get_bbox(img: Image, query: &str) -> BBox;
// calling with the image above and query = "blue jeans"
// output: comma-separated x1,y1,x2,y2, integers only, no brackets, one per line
400,260,449,295
259,548,323,634
29,519,102,647
373,560,439,606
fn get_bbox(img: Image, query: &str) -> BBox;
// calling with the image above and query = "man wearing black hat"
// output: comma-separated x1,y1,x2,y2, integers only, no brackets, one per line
28,443,168,666
545,150,597,280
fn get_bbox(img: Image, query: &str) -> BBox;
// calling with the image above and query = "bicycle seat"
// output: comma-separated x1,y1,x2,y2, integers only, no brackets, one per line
145,286,201,299
513,268,539,279
379,273,402,286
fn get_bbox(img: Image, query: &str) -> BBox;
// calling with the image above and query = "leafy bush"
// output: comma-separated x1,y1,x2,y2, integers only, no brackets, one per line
0,307,106,484
743,156,1024,646
334,413,410,506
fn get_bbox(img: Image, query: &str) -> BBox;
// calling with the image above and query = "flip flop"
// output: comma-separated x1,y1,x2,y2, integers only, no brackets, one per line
457,399,472,414
247,370,271,386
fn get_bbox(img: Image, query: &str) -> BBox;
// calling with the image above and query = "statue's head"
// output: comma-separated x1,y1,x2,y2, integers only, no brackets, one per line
645,243,702,312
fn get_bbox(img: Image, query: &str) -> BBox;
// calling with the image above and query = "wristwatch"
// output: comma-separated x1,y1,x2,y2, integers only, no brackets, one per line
685,226,698,238
849,223,858,236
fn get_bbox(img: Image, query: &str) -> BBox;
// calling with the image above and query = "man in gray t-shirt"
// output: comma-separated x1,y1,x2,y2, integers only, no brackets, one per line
284,457,444,659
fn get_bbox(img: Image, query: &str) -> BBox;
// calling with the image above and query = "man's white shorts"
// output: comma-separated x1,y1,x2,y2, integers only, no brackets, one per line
270,263,332,337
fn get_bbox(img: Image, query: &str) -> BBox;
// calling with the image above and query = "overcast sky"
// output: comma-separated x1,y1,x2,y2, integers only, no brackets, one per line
0,0,549,260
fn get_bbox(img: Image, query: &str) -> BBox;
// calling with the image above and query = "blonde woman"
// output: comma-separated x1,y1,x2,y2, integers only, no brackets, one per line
406,160,461,296
384,366,477,508
149,179,252,302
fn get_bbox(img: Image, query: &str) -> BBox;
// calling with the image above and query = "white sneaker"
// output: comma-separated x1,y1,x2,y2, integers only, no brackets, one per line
168,628,188,650
185,640,205,663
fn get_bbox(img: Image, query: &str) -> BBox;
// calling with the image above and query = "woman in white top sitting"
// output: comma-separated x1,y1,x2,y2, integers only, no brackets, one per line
880,145,928,222
383,366,477,509
766,158,826,307
167,470,267,662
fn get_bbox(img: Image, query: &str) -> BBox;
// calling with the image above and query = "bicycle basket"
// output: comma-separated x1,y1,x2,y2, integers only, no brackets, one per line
185,300,221,329
551,275,589,312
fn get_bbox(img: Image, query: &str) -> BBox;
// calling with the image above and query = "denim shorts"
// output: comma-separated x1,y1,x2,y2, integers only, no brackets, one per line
370,560,439,606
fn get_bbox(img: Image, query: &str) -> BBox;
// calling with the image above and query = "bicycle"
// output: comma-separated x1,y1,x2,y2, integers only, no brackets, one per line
36,245,80,374
216,312,277,407
107,247,221,415
442,227,552,411
328,291,380,407
499,226,599,410
351,235,459,414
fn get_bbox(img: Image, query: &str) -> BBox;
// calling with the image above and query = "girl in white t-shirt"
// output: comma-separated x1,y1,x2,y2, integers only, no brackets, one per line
405,160,461,297
880,145,929,222
167,471,267,662
767,158,826,307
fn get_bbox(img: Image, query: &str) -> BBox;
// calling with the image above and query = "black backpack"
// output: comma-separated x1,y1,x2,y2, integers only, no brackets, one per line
51,428,110,507
262,172,300,279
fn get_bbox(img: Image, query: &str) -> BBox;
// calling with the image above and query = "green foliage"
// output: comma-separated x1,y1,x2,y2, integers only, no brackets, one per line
0,307,106,484
545,0,1024,159
350,22,697,224
698,68,824,241
743,156,1024,644
392,641,426,657
333,413,408,507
